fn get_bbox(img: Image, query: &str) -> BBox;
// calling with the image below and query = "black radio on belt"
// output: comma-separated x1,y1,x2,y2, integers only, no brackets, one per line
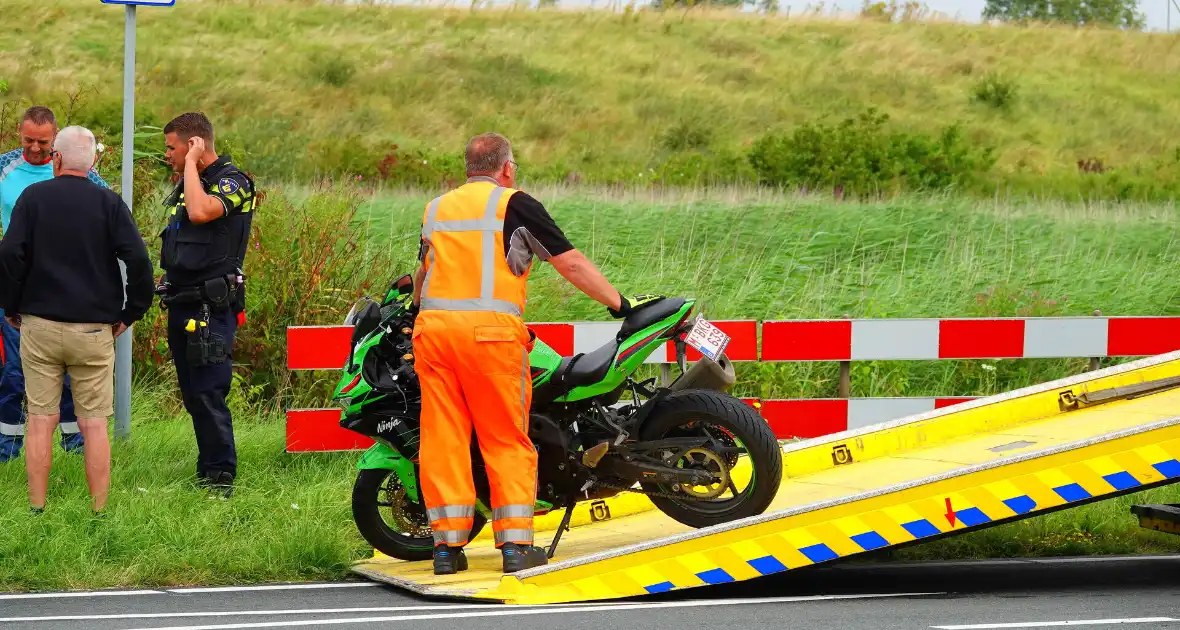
203,276,231,307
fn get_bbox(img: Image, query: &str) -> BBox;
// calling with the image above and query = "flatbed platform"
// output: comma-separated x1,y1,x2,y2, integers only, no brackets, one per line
353,351,1180,604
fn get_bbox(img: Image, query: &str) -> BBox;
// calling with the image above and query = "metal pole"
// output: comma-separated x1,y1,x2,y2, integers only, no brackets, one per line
114,3,136,440
838,313,851,398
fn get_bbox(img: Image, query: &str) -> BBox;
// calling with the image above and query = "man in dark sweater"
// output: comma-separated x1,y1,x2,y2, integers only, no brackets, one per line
0,125,154,515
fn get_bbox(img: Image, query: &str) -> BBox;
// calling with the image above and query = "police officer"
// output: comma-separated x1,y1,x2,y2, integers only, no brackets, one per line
156,112,256,498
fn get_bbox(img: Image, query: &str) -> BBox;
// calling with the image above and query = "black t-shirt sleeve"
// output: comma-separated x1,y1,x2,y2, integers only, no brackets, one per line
0,190,32,312
208,170,253,217
502,191,573,261
108,193,155,325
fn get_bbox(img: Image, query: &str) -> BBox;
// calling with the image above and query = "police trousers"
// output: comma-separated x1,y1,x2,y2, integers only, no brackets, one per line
167,304,238,480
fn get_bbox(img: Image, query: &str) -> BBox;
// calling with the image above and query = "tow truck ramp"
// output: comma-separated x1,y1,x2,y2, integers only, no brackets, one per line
353,350,1180,605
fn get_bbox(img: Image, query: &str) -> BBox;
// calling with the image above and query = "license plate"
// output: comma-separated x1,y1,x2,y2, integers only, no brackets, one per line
683,316,730,362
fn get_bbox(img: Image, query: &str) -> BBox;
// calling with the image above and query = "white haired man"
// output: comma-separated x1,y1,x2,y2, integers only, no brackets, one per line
0,106,110,462
0,125,154,514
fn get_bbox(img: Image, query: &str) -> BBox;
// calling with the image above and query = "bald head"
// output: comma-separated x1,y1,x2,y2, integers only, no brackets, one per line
465,133,514,177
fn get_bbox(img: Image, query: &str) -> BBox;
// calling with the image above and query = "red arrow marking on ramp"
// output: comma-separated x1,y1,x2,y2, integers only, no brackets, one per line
944,498,957,527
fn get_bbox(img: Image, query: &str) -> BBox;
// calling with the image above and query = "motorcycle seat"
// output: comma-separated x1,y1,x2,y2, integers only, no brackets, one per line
618,297,687,340
554,339,619,388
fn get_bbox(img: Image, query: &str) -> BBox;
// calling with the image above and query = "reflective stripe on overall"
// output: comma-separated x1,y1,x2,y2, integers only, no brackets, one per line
415,178,538,548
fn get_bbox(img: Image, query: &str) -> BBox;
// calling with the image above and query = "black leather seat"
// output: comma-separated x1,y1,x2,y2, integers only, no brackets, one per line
618,297,687,340
554,339,619,388
545,298,686,394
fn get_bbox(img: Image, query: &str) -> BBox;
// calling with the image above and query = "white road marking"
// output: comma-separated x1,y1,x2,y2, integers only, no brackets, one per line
117,592,942,630
1025,556,1180,564
0,582,377,601
932,618,1179,629
0,604,507,623
166,583,378,594
0,589,162,601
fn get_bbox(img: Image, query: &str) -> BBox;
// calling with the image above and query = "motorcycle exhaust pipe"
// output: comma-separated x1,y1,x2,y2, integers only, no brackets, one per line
666,353,736,393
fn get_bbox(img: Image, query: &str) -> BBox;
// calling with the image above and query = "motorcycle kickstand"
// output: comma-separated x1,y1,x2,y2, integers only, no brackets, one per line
546,500,577,559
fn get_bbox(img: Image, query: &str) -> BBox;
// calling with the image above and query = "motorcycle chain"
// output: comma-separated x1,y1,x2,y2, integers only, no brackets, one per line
587,445,737,501
591,479,709,501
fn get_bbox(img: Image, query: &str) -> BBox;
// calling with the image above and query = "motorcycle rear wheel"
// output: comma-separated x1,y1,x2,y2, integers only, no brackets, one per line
638,389,783,528
352,467,488,561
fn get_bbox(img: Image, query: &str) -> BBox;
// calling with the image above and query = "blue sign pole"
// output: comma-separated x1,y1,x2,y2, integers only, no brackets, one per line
102,0,175,440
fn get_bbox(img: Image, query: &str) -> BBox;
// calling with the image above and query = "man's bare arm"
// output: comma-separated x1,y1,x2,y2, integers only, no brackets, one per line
412,262,427,307
548,249,621,311
183,137,225,224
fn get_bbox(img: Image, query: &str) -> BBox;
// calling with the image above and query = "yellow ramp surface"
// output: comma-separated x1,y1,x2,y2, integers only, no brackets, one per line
353,351,1180,604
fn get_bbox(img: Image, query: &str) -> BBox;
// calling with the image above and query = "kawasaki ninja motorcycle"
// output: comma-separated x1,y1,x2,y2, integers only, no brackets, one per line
334,274,782,561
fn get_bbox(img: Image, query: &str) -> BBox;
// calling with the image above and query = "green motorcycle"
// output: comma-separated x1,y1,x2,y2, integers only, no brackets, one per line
333,274,782,561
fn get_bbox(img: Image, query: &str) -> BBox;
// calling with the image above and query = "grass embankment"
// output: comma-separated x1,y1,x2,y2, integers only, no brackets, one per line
3,1,1180,196
4,190,1177,592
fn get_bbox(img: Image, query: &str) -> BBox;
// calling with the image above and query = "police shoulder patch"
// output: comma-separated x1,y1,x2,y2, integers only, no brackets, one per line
217,177,240,195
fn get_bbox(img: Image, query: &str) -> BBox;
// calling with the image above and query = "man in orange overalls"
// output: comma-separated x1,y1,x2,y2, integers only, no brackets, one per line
411,133,648,575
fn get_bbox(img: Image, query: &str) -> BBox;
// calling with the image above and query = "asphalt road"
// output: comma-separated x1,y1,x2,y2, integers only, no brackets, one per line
2,555,1179,630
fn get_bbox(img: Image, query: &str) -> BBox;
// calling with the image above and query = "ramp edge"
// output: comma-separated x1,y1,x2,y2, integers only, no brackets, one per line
514,414,1180,578
779,350,1180,455
350,564,500,601
1130,503,1180,536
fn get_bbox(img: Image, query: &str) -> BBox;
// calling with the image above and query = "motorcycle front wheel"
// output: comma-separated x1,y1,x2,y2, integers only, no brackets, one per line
351,467,487,561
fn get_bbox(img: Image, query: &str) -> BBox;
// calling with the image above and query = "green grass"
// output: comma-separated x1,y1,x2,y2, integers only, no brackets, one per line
0,382,370,593
2,0,1179,194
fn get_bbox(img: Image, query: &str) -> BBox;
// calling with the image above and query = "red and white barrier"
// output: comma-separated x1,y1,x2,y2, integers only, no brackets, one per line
761,316,1180,360
285,320,760,370
751,397,977,440
282,316,1180,452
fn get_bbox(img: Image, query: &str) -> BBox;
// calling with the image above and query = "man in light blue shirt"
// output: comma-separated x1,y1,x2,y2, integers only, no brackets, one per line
0,106,109,462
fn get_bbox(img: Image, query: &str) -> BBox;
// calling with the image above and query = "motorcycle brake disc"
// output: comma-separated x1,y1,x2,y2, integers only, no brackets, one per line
381,475,432,537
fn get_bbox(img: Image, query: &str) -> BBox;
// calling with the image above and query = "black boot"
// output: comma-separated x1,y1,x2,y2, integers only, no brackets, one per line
206,470,234,499
501,542,548,573
433,544,468,575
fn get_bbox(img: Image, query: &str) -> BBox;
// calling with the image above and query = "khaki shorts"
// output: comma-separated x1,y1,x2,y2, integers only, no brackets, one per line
19,315,116,418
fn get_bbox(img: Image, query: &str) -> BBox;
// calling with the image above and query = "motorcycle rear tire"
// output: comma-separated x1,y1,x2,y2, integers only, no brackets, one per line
638,389,783,529
352,467,488,561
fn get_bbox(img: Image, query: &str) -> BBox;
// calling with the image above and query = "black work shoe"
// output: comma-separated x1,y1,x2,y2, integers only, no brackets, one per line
501,542,548,573
206,471,234,499
433,545,468,575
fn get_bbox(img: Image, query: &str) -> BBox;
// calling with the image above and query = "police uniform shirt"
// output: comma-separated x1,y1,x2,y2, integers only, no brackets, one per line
417,189,574,276
162,155,254,287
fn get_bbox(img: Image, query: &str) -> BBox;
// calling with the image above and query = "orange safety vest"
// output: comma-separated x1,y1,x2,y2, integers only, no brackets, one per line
418,177,533,318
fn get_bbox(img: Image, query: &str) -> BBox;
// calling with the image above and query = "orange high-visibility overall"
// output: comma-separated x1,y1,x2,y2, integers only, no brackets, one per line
413,178,538,549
